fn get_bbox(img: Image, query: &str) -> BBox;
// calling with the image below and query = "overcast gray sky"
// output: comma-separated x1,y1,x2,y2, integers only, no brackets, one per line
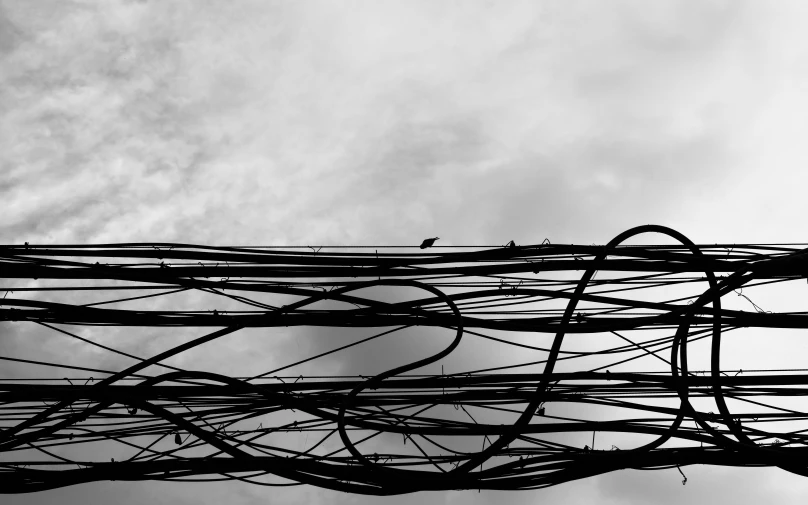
3,0,808,503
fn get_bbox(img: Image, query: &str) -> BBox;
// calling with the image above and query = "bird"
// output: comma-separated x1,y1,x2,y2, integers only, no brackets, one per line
538,406,545,416
420,237,439,249
506,240,515,248
576,312,584,323
606,370,611,381
175,432,182,445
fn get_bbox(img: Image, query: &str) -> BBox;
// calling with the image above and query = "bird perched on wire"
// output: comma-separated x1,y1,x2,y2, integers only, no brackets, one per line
505,240,515,248
420,237,439,249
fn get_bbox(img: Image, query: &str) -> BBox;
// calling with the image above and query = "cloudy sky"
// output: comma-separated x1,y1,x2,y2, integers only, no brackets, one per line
3,0,808,503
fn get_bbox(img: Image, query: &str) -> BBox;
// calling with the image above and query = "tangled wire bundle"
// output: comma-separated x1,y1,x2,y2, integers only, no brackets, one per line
3,225,808,494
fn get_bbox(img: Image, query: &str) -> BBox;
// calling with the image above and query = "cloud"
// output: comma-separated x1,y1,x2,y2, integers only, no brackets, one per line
597,465,808,505
0,0,774,248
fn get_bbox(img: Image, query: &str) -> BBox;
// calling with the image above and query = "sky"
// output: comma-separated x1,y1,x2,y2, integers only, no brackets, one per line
3,0,808,503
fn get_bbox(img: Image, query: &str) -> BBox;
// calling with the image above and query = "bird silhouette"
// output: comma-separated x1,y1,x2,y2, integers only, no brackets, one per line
175,432,182,445
506,240,515,248
420,237,439,249
576,312,584,323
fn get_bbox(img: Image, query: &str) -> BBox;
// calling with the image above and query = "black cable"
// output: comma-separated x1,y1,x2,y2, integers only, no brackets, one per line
3,226,808,493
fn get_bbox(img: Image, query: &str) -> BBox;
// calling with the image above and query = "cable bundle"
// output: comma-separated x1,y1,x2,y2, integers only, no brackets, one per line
2,225,808,494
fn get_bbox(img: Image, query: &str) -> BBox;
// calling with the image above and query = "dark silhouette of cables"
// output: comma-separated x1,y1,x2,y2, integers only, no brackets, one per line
2,225,808,493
